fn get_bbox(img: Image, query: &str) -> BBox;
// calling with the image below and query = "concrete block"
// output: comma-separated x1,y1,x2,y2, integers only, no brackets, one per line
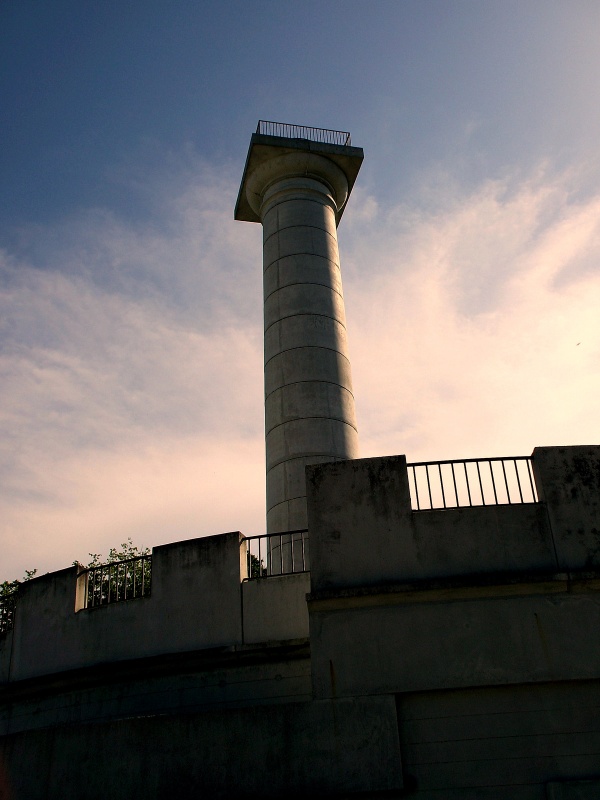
263,282,346,331
264,314,348,360
306,455,412,591
264,347,352,397
0,695,402,799
266,417,359,469
265,383,356,433
269,224,340,263
262,195,337,236
533,445,600,570
242,573,310,643
267,495,312,533
546,779,600,799
263,253,342,298
310,588,600,698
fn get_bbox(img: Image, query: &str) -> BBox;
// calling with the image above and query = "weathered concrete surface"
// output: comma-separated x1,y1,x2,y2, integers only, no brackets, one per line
0,633,11,684
397,681,600,799
306,456,557,591
533,445,600,570
242,572,310,644
7,533,246,682
1,642,311,735
237,134,363,533
0,695,403,800
309,576,600,699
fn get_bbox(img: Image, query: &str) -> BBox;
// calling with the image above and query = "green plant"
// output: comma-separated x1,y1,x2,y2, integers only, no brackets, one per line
0,569,37,634
81,538,151,607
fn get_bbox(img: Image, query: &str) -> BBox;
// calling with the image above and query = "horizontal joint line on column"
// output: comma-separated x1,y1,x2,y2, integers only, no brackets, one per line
263,225,338,248
264,196,335,214
266,416,359,438
264,345,351,371
264,281,345,305
266,453,349,475
264,251,341,274
265,380,356,403
267,438,358,472
267,495,308,514
264,312,347,337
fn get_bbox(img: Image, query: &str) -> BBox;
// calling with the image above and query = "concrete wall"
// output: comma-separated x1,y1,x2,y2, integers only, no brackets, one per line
242,572,310,644
397,680,600,799
306,447,600,593
0,695,403,800
533,445,600,570
309,576,600,699
0,642,312,736
1,532,310,686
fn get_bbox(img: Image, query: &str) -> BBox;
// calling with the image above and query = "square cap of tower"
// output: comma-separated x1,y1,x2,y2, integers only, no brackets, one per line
235,131,364,225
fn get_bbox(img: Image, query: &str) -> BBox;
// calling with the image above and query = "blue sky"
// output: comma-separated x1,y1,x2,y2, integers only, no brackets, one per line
2,1,600,578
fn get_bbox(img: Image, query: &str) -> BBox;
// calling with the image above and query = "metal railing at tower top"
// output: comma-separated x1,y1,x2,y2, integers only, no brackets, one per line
407,456,538,511
256,120,352,146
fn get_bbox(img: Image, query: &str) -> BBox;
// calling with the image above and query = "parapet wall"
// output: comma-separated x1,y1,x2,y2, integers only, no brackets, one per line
306,445,600,591
0,532,310,685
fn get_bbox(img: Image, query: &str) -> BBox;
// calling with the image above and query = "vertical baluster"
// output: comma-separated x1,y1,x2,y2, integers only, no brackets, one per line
489,460,499,504
450,462,459,507
426,465,433,509
501,459,510,503
514,459,524,503
412,466,420,510
476,461,485,505
438,463,446,508
526,458,536,501
464,462,472,506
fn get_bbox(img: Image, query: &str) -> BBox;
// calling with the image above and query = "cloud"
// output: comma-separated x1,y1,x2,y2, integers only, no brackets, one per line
342,167,600,462
1,157,599,579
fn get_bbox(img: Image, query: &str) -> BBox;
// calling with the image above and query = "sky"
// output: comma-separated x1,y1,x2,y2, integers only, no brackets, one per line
1,0,599,579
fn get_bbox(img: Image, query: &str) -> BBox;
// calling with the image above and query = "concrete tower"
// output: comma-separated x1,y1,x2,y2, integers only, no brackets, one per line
236,121,363,533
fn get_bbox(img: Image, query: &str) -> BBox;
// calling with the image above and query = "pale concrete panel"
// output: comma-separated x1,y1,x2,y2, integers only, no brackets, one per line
532,445,600,570
262,196,336,237
310,590,600,699
265,347,353,398
266,417,359,470
264,315,349,361
242,573,310,643
407,503,556,578
263,253,342,298
264,282,347,331
265,382,357,433
0,695,403,799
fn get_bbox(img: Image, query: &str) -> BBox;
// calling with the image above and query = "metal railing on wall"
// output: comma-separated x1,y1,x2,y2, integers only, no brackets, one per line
82,554,152,609
0,593,15,635
256,120,351,146
244,530,309,579
407,456,538,511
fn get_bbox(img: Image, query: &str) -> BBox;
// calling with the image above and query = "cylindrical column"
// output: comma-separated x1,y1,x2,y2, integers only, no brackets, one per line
246,152,359,533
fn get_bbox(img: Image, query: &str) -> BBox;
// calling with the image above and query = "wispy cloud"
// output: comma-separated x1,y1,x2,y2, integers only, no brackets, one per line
343,166,600,461
1,157,599,579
